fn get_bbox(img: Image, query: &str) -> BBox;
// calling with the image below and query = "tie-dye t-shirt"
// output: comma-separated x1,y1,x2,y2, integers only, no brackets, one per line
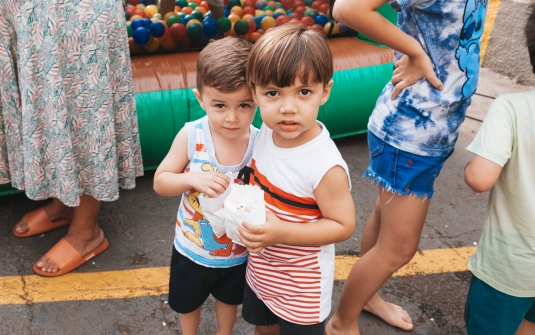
368,0,488,157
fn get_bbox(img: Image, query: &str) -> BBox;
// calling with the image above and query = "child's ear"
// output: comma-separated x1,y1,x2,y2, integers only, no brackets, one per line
320,80,334,106
193,88,206,110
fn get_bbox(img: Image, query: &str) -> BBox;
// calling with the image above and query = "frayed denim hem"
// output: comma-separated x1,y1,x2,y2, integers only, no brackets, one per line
363,168,433,200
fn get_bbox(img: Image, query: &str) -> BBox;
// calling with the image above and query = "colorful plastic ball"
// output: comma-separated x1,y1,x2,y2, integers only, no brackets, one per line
243,6,256,16
224,27,237,36
264,10,274,16
191,10,204,21
160,35,177,49
257,13,267,21
130,19,146,30
234,19,250,35
170,22,187,40
304,8,317,17
228,0,241,9
224,9,230,16
176,36,191,49
126,25,133,37
181,6,193,14
228,13,241,23
203,18,219,38
231,6,244,16
128,0,141,6
255,1,267,9
261,16,275,30
144,37,160,51
249,31,262,42
300,16,314,26
128,37,143,52
189,3,198,9
293,1,305,9
186,19,203,28
177,0,188,7
153,13,162,19
200,1,210,10
275,15,290,26
267,1,277,7
323,22,339,34
273,12,282,19
217,17,232,33
318,3,329,14
243,0,255,7
167,15,182,27
289,12,301,19
281,0,293,9
263,5,274,11
143,17,153,28
125,5,137,15
135,4,146,10
195,6,207,15
133,27,151,45
134,8,148,18
252,16,262,29
145,4,159,17
130,14,144,21
311,1,320,9
149,21,166,37
274,8,287,14
294,6,306,16
276,2,283,8
245,18,256,34
242,14,254,20
125,12,131,21
314,14,328,26
310,23,324,33
286,8,294,15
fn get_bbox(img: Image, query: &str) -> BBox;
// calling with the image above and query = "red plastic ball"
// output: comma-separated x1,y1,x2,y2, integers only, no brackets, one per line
318,3,329,13
128,37,143,52
134,9,147,18
176,36,191,49
275,15,290,26
281,0,293,9
292,1,305,9
243,6,256,16
244,0,256,7
200,1,210,9
246,18,257,34
300,16,314,26
294,6,306,16
170,23,187,41
310,24,324,33
125,5,137,15
249,31,263,42
289,12,302,20
128,0,141,5
311,1,320,10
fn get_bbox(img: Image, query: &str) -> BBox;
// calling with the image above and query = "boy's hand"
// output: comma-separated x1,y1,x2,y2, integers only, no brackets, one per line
188,172,230,198
391,53,444,99
238,211,285,253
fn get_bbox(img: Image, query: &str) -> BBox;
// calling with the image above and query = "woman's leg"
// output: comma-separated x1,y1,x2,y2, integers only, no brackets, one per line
515,320,535,335
35,194,104,273
327,190,430,335
13,198,73,235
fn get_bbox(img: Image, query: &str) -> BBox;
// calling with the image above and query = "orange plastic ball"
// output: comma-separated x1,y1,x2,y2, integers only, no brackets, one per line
134,9,148,18
160,35,177,49
300,16,314,26
249,31,263,42
145,4,159,17
200,1,210,10
181,6,193,14
135,4,146,10
243,6,256,16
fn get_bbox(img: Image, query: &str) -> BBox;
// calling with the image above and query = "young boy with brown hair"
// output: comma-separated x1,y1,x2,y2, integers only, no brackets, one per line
237,24,357,335
153,37,257,335
462,6,535,335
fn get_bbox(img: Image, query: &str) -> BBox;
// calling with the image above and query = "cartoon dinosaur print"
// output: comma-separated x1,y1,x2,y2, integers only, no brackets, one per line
456,0,486,99
183,191,204,247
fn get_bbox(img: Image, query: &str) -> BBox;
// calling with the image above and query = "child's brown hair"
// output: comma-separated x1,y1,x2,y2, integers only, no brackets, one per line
196,37,252,93
526,3,535,74
246,24,333,88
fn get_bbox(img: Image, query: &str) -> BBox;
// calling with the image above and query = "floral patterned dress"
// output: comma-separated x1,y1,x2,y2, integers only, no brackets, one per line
0,0,143,206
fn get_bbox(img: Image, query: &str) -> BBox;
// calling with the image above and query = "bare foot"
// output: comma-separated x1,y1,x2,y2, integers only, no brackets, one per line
35,228,105,274
14,200,73,235
325,317,360,335
364,295,413,331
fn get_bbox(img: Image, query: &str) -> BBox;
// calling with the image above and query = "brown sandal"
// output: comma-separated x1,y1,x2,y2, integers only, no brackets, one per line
13,207,71,238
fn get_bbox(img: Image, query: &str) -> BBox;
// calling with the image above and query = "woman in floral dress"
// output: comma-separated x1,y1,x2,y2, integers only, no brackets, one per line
0,0,143,276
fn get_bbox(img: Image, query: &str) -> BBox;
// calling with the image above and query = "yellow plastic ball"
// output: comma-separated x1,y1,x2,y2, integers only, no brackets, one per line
323,22,339,35
164,12,176,21
145,5,159,18
264,10,274,16
224,25,237,36
186,18,203,28
195,6,207,15
242,14,254,20
240,0,247,5
261,16,275,30
135,4,146,10
255,9,264,17
230,6,243,16
228,13,241,23
274,8,286,15
151,17,161,22
130,14,143,21
144,37,160,52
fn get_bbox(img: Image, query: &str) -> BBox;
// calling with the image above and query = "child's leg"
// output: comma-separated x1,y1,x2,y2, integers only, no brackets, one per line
255,325,280,335
327,190,430,335
516,320,535,335
179,307,202,335
214,299,237,335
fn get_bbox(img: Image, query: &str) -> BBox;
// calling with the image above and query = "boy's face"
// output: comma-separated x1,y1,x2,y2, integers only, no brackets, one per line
194,85,257,141
251,76,333,148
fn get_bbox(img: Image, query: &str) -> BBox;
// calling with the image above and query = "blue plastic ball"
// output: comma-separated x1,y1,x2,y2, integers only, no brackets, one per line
143,18,152,28
149,21,166,38
273,12,282,19
314,14,329,27
224,9,229,16
130,19,146,31
257,14,266,21
252,17,262,29
203,18,219,38
133,27,151,45
255,1,267,9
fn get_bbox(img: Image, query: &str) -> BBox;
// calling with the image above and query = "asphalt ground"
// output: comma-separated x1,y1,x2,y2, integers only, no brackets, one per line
0,69,532,335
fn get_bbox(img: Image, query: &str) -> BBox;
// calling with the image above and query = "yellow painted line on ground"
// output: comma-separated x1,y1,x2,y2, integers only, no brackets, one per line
481,0,502,64
0,246,476,305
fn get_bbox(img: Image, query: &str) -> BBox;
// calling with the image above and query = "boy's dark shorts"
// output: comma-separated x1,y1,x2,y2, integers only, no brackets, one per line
465,274,535,335
242,282,325,335
168,247,247,314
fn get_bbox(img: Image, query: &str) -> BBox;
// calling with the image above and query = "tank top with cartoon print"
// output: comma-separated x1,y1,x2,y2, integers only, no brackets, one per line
174,116,258,268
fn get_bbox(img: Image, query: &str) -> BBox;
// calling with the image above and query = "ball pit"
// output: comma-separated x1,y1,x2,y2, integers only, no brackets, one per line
124,0,350,53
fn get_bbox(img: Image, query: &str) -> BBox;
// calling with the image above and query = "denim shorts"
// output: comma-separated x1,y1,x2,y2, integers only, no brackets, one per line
364,131,450,199
465,275,535,335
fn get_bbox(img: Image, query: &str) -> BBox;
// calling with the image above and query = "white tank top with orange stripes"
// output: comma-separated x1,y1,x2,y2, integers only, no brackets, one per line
174,116,258,268
247,122,351,325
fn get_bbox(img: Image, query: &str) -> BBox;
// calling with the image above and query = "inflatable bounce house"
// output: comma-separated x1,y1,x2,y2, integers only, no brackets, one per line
0,0,395,196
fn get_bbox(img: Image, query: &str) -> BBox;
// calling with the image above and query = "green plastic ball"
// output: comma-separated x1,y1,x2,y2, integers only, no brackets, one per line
217,17,232,33
304,8,317,17
227,0,241,9
177,0,188,7
125,12,131,21
166,15,182,27
191,10,204,21
187,23,204,41
234,19,250,35
189,3,198,9
126,24,133,37
263,5,274,11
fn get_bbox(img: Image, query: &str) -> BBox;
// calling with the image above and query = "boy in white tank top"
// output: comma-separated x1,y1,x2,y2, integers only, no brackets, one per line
153,37,258,335
237,24,357,335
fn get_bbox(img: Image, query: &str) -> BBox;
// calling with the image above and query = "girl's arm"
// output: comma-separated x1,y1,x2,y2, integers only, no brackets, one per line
238,166,356,252
153,126,230,197
333,0,443,98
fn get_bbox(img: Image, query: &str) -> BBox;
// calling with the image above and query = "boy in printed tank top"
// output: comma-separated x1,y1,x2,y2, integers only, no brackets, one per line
153,37,258,335
237,24,357,335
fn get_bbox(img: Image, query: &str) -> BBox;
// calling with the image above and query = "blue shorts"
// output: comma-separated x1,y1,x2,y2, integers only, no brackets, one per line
465,275,535,335
364,131,450,199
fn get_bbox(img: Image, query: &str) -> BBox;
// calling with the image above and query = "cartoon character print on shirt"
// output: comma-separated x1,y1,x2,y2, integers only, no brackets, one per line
455,0,486,99
181,163,247,256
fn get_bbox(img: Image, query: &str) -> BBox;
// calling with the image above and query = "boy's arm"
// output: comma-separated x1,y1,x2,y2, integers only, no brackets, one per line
238,166,356,252
153,126,230,197
332,0,443,98
464,156,502,193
